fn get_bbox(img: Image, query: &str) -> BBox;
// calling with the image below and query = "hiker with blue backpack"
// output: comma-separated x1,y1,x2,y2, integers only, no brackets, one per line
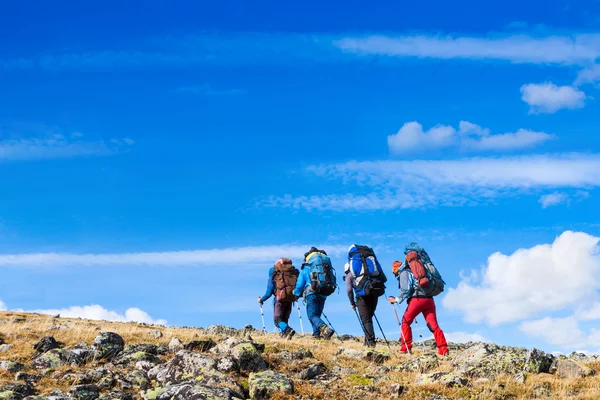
293,247,336,339
345,245,387,347
388,242,449,356
257,258,299,339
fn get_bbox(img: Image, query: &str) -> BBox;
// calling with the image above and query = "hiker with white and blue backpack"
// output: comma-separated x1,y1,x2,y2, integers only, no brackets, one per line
257,258,299,339
388,242,449,356
293,247,336,339
345,245,387,347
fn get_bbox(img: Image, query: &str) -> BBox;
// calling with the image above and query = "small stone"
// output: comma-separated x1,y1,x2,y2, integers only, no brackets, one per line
167,337,184,353
513,371,527,384
184,339,216,352
69,384,99,400
148,330,163,339
33,336,60,353
248,370,294,399
389,383,406,398
217,356,239,373
232,343,267,373
135,360,156,372
555,359,595,379
0,344,13,352
0,382,34,399
297,363,325,380
399,353,439,373
533,383,551,397
292,348,314,360
416,372,468,388
0,360,26,372
15,372,42,384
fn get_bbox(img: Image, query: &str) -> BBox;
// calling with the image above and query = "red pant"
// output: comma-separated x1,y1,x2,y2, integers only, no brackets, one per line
401,297,448,355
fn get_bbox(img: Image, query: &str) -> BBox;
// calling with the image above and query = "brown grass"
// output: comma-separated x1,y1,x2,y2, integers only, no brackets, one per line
1,311,599,399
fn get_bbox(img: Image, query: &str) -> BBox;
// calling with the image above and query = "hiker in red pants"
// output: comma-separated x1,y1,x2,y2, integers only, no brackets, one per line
388,261,449,355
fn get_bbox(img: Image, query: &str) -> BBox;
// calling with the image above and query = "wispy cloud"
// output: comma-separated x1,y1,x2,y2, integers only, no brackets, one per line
520,82,587,113
0,244,347,267
175,84,247,96
2,31,600,74
387,121,553,154
539,192,570,208
333,33,600,65
0,134,134,162
265,154,600,212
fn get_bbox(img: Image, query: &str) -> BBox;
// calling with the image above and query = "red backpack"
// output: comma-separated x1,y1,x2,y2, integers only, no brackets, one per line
273,258,298,303
406,251,431,289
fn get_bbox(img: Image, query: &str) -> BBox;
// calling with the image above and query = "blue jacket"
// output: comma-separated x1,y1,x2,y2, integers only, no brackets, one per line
395,265,428,303
293,266,325,299
260,267,276,303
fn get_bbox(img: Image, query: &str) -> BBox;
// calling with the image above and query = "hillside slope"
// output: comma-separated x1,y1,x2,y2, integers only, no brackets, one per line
0,311,598,399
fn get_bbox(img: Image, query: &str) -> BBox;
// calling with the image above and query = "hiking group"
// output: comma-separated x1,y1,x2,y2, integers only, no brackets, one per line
258,242,449,356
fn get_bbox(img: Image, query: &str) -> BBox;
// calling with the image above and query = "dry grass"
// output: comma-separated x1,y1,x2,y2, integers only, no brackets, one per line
1,311,600,399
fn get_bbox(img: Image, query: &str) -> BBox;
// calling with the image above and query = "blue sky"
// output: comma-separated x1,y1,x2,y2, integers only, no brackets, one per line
1,0,600,353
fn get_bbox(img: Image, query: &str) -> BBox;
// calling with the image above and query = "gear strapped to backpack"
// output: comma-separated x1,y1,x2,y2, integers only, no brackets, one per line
404,242,445,297
348,244,386,297
273,258,298,303
304,248,337,296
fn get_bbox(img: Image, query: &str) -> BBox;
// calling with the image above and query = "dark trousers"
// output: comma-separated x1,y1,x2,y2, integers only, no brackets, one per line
356,295,378,344
273,301,292,333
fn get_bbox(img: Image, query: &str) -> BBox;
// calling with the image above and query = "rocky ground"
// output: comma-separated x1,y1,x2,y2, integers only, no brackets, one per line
0,312,599,399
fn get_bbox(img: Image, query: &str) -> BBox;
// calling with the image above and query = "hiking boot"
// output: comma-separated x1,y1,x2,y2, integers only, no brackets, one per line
319,324,334,340
283,327,296,340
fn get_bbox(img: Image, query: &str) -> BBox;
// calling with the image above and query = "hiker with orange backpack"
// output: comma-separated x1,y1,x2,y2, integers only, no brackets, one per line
388,242,449,356
257,258,299,339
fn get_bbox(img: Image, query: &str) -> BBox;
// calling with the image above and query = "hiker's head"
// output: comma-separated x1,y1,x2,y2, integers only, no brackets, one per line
275,258,284,267
392,260,403,276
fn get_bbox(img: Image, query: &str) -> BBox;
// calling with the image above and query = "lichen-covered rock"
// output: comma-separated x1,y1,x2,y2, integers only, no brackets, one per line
15,372,41,385
416,372,468,388
0,361,26,372
205,325,239,337
68,384,99,400
184,339,217,352
554,359,595,379
70,343,96,363
92,332,124,360
568,352,597,362
335,347,389,365
297,363,325,380
0,383,34,400
217,356,239,373
210,338,248,355
124,370,150,390
80,368,115,390
453,343,553,378
115,350,160,366
524,348,554,374
31,349,82,369
143,383,242,400
248,370,294,400
399,353,439,373
292,348,314,360
512,371,527,384
168,338,184,353
97,391,134,400
389,383,406,398
148,330,163,339
533,383,551,397
135,360,156,372
231,343,267,372
33,337,59,353
154,350,217,384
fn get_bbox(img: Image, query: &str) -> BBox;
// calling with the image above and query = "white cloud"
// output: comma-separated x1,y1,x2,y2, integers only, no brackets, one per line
267,154,600,211
575,64,600,85
519,317,584,348
539,192,570,208
576,302,600,321
0,135,134,162
443,231,600,326
388,122,456,154
445,331,491,343
0,300,6,311
334,34,600,65
387,121,552,154
520,83,587,114
0,244,347,267
13,303,167,325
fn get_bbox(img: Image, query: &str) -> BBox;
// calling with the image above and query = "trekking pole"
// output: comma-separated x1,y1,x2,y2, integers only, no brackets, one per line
373,313,392,352
259,304,267,334
296,302,304,335
321,311,344,343
388,299,411,356
414,318,428,352
353,308,368,338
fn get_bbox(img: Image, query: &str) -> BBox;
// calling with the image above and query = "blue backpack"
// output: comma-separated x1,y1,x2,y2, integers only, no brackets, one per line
304,251,337,296
348,245,386,297
404,242,445,297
